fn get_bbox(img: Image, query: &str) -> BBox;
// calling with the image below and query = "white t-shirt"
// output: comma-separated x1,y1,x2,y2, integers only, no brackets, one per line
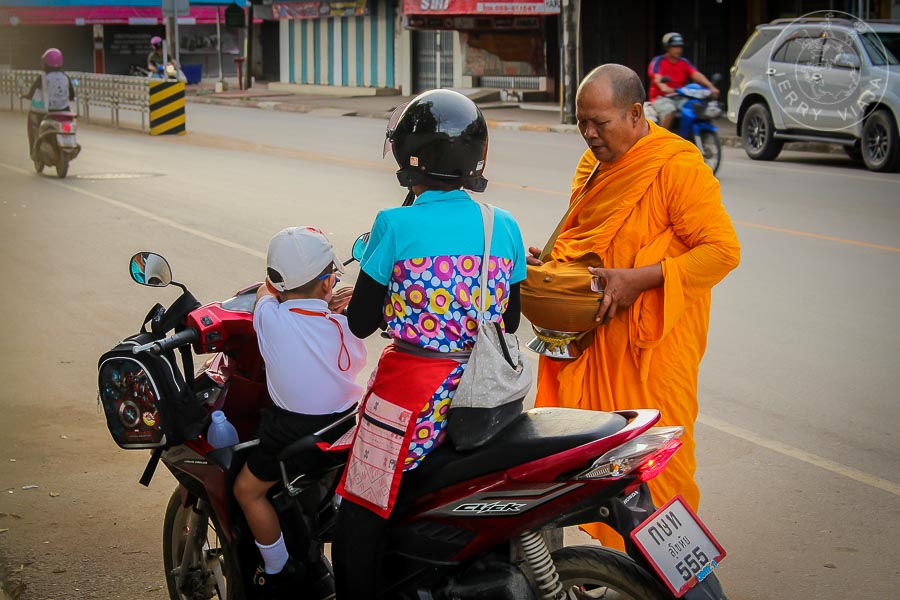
253,296,366,415
31,72,71,113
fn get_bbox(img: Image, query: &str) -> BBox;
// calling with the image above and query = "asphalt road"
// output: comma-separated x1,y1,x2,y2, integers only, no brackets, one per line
0,104,898,599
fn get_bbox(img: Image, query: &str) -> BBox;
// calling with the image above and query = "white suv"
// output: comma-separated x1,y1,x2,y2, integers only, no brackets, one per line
727,18,900,172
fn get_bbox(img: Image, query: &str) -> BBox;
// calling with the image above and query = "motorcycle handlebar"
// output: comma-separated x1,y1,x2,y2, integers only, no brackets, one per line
132,328,199,355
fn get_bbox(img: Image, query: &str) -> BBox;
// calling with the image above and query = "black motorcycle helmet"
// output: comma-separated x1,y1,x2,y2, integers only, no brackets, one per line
385,89,489,193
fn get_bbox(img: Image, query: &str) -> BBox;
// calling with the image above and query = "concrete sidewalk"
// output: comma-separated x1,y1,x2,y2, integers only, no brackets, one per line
184,82,738,141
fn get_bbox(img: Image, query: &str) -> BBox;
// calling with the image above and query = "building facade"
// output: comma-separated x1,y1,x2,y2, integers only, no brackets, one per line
274,0,396,91
272,0,561,96
0,0,249,79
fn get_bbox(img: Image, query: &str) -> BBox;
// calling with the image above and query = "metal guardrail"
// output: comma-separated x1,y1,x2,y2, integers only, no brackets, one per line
0,69,151,130
477,75,542,90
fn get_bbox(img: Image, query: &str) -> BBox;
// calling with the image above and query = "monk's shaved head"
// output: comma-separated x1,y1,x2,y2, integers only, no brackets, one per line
575,64,650,163
577,64,646,109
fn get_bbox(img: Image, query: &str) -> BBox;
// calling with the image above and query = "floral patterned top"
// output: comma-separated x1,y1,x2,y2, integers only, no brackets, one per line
359,189,526,468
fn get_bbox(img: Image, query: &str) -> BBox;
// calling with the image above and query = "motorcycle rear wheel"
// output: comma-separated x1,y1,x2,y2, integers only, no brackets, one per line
163,486,245,600
551,545,670,599
698,130,722,175
56,156,68,179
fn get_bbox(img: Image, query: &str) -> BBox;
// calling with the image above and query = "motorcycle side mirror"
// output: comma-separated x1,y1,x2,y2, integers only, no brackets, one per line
348,233,370,264
129,252,173,287
710,73,723,85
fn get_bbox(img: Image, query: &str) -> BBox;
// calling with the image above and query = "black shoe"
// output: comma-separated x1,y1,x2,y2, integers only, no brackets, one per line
298,555,335,600
305,572,336,600
251,558,306,600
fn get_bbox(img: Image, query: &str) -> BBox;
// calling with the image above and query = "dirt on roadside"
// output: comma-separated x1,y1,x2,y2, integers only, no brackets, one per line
0,364,178,600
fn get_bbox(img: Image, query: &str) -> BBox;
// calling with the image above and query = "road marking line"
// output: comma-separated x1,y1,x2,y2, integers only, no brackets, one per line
3,159,897,497
735,157,900,184
3,136,897,259
732,220,900,253
698,413,900,497
156,132,900,254
0,162,266,260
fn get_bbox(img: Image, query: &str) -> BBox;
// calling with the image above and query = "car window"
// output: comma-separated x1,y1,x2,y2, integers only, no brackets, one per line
860,31,900,66
737,29,780,61
772,37,822,65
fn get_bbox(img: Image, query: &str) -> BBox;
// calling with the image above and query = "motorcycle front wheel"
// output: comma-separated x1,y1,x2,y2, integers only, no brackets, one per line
551,545,670,599
163,486,245,600
697,130,722,175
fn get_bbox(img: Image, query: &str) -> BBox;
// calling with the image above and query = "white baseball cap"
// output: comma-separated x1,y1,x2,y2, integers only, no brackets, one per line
266,226,344,292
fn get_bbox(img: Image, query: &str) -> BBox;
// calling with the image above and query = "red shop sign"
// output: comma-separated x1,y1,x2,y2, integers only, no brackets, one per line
402,0,560,16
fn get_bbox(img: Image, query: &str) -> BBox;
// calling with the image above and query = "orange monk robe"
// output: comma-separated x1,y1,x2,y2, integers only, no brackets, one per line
535,122,741,548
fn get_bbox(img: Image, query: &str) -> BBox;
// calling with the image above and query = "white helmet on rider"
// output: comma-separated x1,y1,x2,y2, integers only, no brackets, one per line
662,32,685,48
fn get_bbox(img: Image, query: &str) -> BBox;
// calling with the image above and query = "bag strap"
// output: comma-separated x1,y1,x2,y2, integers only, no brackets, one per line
139,447,162,487
476,203,495,323
538,161,602,262
476,204,518,369
141,303,165,334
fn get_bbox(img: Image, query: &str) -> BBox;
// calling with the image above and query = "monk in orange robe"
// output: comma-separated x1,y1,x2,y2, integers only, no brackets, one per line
529,64,741,548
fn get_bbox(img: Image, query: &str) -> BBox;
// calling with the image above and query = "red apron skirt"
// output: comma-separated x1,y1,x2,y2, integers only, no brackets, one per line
335,345,459,518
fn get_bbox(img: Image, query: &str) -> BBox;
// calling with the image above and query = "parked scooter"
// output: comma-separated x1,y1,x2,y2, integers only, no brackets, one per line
99,246,730,600
646,75,723,175
154,62,187,82
31,111,81,178
128,62,186,81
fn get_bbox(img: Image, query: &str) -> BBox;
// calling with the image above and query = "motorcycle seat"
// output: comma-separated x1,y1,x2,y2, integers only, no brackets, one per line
400,408,628,501
47,112,76,120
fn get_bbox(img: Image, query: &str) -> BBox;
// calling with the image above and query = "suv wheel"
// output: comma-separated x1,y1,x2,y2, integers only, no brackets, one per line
862,109,900,173
742,103,783,161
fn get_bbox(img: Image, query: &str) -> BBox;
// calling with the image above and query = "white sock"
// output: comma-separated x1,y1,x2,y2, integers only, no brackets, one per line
256,533,289,575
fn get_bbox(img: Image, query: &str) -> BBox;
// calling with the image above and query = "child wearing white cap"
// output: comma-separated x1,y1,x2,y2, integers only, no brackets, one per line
233,226,366,600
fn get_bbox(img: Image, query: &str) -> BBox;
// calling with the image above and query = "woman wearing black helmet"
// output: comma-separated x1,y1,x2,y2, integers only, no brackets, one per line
333,89,527,599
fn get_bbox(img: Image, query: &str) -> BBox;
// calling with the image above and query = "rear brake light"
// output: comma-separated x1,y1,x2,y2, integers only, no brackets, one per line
61,122,72,133
636,440,682,482
576,426,684,481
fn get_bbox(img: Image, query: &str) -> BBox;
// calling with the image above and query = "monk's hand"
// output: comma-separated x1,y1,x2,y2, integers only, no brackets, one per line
329,286,354,313
589,265,664,325
527,246,544,267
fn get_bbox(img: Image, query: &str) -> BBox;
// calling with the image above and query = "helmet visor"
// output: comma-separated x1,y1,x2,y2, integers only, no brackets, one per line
383,102,409,159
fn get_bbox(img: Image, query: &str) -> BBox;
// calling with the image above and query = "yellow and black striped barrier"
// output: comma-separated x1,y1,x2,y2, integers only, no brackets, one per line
148,81,186,136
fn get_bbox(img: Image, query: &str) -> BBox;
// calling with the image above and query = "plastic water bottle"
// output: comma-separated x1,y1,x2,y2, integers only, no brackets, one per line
207,410,239,449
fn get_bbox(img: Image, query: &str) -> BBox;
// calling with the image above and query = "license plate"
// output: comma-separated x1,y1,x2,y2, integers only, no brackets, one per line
57,135,77,147
630,495,726,598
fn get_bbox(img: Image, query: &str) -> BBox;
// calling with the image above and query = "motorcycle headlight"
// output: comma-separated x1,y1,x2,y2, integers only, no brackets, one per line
702,102,723,119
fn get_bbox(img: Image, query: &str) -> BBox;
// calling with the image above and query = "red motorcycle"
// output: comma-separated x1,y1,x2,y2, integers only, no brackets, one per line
97,250,730,600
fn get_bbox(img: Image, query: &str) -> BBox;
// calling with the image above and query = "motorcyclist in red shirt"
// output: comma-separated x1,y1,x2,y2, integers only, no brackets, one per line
647,32,720,131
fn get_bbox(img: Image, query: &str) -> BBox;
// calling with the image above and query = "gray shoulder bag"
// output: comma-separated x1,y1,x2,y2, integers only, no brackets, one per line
447,203,532,451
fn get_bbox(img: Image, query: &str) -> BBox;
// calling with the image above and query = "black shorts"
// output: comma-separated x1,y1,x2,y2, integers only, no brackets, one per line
245,405,355,483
